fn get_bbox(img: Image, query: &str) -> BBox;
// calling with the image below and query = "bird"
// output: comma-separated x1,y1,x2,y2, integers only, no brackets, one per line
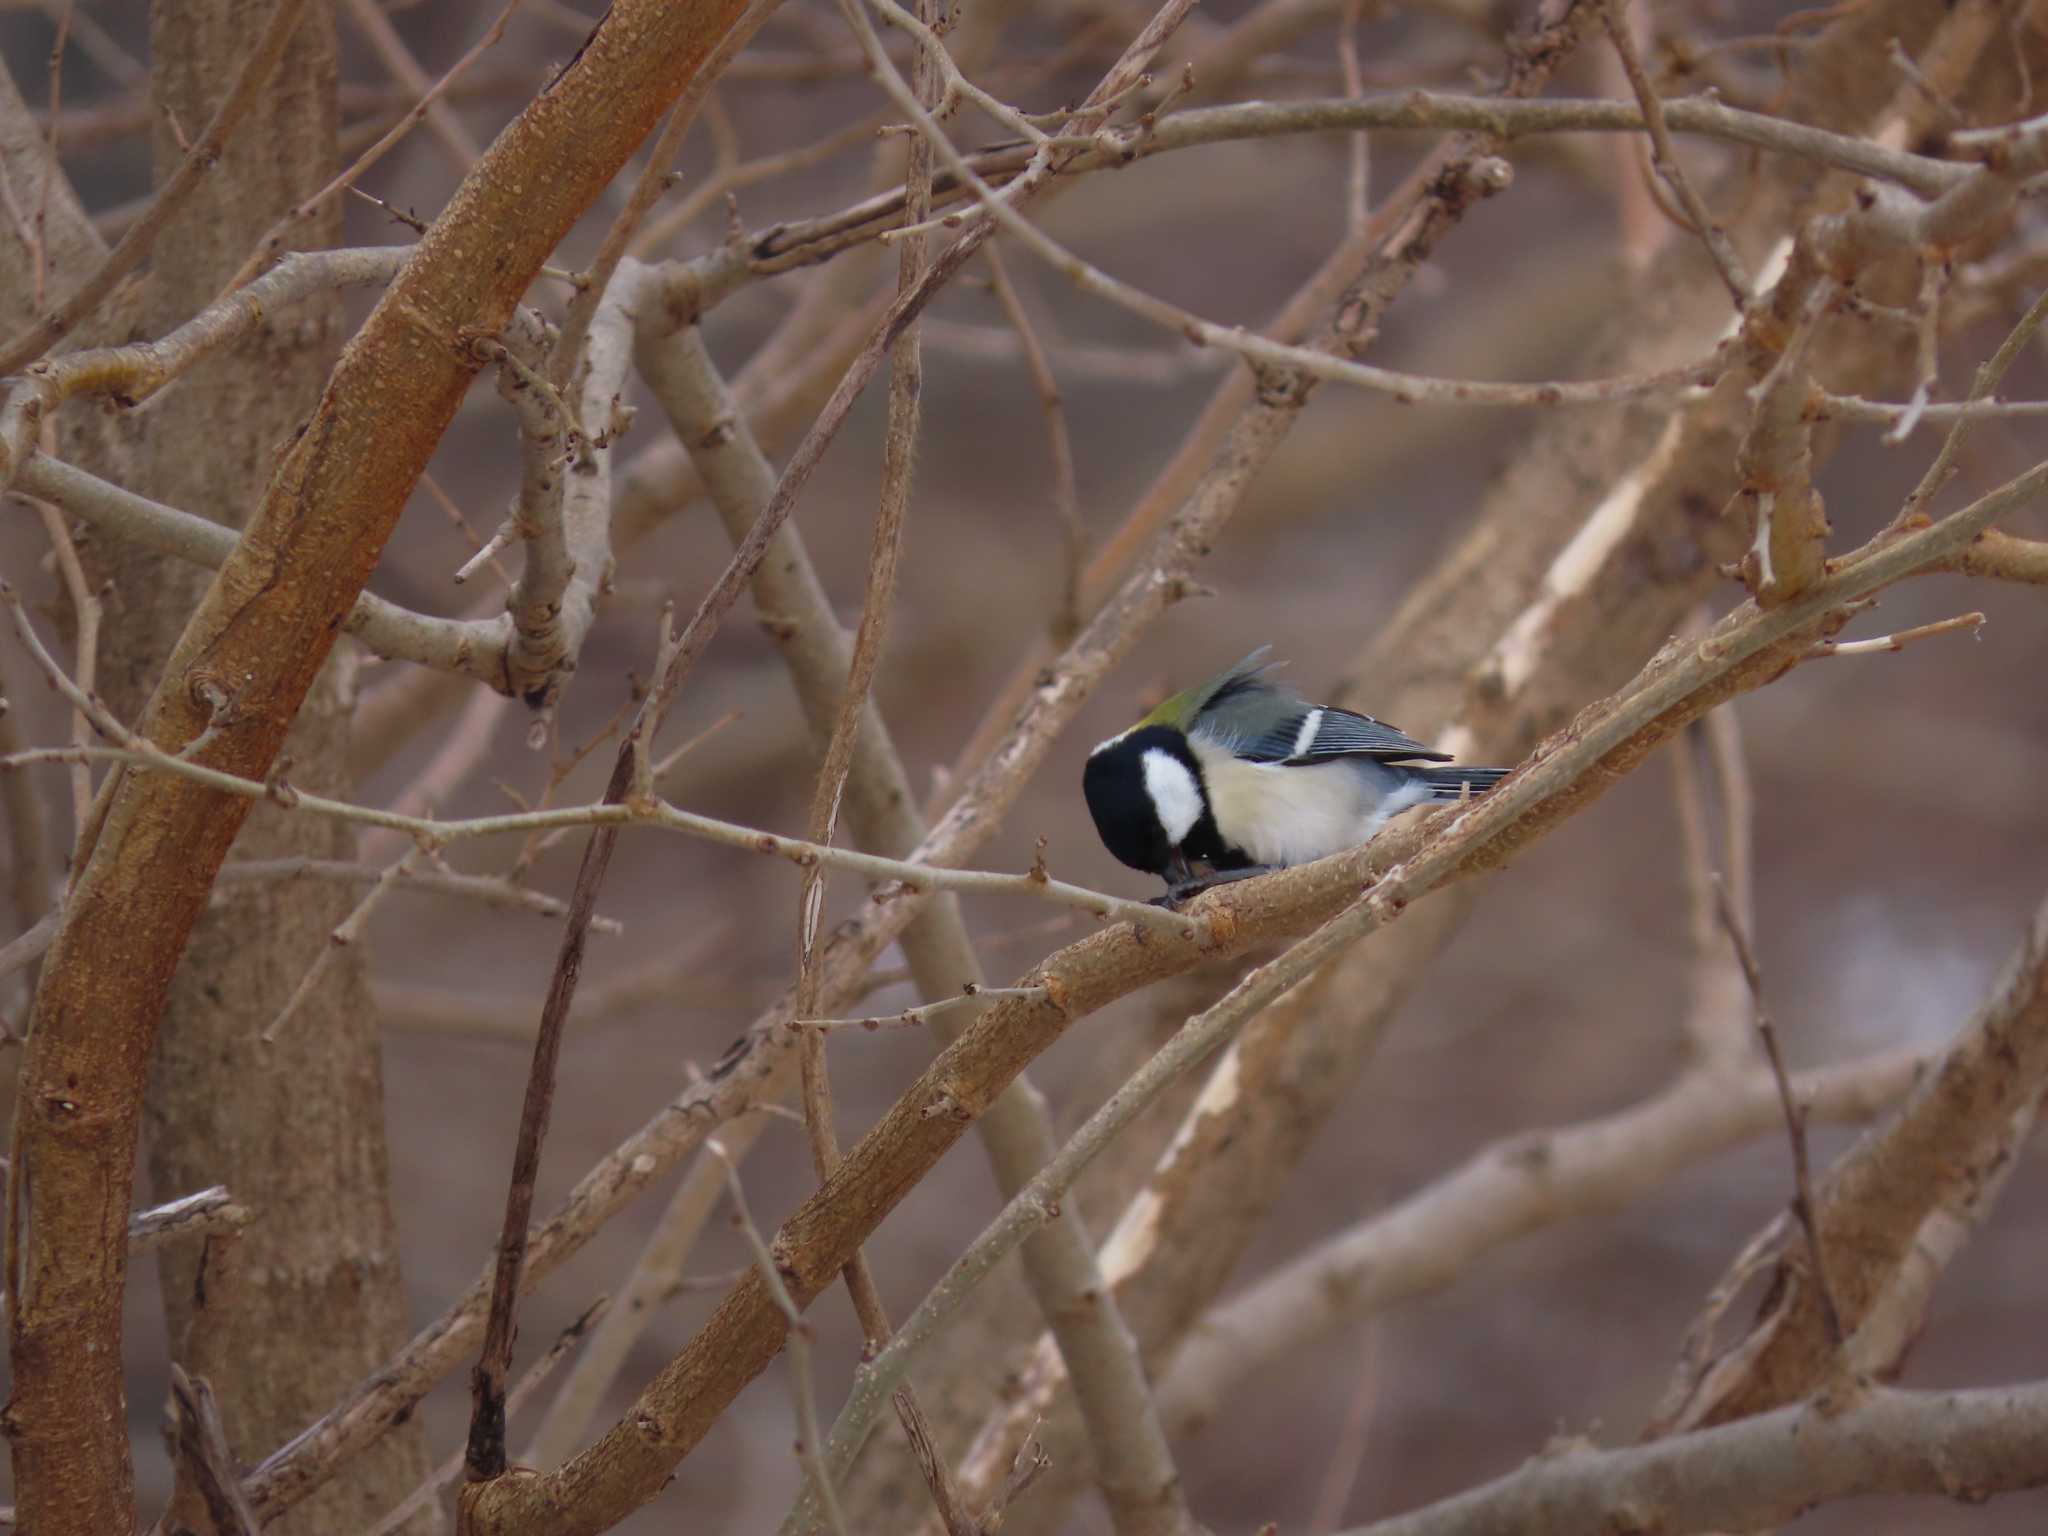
1082,648,1509,901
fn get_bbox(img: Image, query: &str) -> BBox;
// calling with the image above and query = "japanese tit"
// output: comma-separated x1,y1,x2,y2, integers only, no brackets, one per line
1082,648,1508,900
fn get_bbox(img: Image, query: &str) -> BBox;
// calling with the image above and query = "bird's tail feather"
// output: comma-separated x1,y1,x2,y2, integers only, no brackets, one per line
1414,766,1508,801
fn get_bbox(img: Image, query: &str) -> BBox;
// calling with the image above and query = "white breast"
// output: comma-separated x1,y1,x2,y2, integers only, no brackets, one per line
1187,737,1430,867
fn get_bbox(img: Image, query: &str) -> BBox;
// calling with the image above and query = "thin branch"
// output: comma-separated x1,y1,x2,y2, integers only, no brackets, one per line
371,1298,608,1536
1600,0,1750,302
710,1140,850,1536
29,497,96,839
521,1110,776,1467
339,0,483,169
828,51,1736,411
261,851,420,1043
1339,1382,2048,1536
547,0,782,391
983,244,1084,643
1712,877,1845,1348
216,855,612,928
795,985,1049,1031
0,0,312,375
221,0,521,292
0,245,409,479
164,1366,261,1536
1892,284,2048,522
0,584,1192,934
1160,1046,1918,1440
12,453,518,689
1805,610,1984,657
127,1187,251,1256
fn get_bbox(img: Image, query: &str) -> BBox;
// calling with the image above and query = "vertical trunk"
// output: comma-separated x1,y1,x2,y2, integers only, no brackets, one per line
74,4,433,1528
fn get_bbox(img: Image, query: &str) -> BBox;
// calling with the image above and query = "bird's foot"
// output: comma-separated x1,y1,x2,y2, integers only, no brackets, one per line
1156,864,1280,906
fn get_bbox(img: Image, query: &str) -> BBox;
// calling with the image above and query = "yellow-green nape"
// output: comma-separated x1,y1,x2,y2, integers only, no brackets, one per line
1136,684,1202,733
1136,647,1275,733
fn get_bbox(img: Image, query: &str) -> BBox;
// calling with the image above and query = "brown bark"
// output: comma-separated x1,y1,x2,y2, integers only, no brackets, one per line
2,1,762,1529
54,5,438,1532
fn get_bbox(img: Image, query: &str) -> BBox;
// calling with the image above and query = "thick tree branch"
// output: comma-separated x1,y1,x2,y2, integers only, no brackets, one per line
0,1,767,1525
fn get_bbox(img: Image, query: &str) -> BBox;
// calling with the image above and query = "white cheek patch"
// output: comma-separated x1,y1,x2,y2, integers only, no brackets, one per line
1140,748,1204,845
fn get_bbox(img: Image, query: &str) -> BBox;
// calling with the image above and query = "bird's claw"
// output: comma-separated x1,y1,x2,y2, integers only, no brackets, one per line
1156,864,1279,906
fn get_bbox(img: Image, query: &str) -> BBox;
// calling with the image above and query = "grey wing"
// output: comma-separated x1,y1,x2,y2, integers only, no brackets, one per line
1242,704,1450,764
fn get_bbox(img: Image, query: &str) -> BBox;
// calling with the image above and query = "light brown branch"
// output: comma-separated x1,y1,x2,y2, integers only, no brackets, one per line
1599,0,1750,302
1,0,770,1524
1341,1381,2048,1536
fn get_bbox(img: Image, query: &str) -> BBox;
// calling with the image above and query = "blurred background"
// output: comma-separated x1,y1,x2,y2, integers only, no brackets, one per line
2,0,2046,1530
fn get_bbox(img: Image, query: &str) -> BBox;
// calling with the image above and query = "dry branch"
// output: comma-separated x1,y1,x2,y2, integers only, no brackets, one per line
1343,1380,2048,1536
1158,1047,1920,1438
461,416,2048,1530
0,0,768,1524
0,0,311,375
1652,883,2048,1432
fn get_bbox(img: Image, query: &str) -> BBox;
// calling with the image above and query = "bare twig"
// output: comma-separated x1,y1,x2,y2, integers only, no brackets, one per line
1161,1047,1918,1441
711,1139,850,1536
13,454,518,690
339,0,483,168
983,244,1085,642
521,1109,776,1467
1804,610,1984,658
1712,877,1846,1350
1892,285,2048,523
1,581,1190,934
0,0,312,374
1338,1381,2048,1536
1336,0,1368,233
260,850,419,1043
127,1187,250,1256
221,0,521,292
795,985,1049,1031
371,1298,608,1536
29,498,97,840
164,1366,261,1536
461,745,630,1483
1600,0,1750,302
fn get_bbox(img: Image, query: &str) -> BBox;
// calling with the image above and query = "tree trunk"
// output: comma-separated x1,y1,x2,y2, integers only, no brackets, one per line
76,4,433,1529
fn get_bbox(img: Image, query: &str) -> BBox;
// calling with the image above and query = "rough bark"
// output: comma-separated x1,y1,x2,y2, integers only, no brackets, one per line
2,1,762,1528
57,5,437,1532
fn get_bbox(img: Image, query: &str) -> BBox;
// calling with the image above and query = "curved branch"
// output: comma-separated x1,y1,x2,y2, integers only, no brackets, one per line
0,0,765,1525
1342,1381,2048,1536
16,456,516,688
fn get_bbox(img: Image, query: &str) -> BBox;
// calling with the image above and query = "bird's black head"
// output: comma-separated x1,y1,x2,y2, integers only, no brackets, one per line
1083,725,1211,878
